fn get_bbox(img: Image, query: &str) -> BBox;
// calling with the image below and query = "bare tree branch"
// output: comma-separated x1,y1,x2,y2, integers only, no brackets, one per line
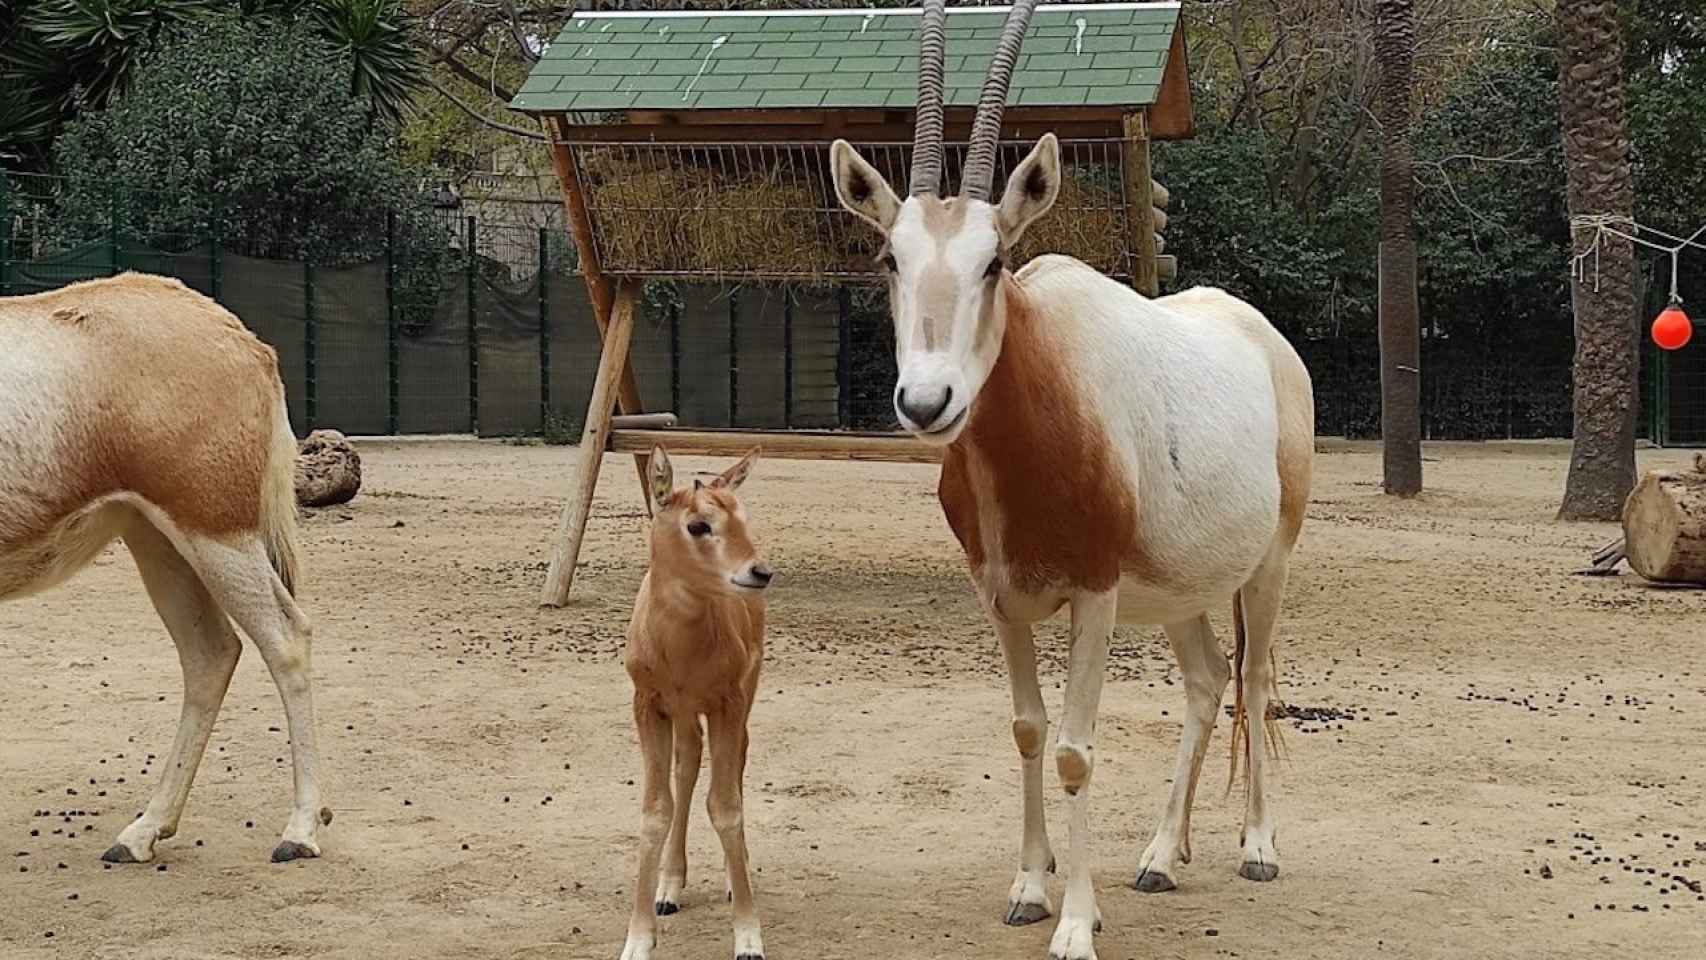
426,77,547,141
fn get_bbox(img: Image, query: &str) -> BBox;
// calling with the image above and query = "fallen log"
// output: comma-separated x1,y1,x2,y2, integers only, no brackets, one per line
295,429,362,507
1620,455,1706,584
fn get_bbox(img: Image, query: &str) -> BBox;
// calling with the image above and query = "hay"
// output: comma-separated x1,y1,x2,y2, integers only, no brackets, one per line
1013,175,1127,275
584,153,1131,279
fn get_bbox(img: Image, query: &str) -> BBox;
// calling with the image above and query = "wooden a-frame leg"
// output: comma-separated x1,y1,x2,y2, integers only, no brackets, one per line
544,118,654,520
541,281,638,607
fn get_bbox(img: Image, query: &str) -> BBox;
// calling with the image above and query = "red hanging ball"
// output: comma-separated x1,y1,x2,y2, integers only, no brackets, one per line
1652,305,1692,351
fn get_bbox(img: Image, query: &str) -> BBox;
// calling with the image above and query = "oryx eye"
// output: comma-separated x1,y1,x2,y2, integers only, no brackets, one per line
687,519,712,538
984,257,1004,279
880,253,898,273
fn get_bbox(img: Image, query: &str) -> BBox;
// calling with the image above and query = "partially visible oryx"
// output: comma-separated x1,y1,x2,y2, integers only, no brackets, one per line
830,3,1314,958
0,273,329,864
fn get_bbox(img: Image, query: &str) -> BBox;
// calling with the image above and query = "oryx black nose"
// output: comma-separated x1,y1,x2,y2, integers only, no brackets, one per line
897,386,951,429
749,564,773,586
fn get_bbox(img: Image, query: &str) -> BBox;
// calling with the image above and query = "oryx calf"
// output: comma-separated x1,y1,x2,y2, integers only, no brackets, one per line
1,273,328,864
621,447,772,960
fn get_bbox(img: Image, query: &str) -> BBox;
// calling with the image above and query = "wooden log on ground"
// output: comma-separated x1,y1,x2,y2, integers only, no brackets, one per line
1621,456,1706,584
295,429,361,507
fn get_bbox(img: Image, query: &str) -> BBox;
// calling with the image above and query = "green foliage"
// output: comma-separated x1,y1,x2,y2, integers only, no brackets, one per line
313,0,422,128
0,0,423,170
47,15,452,325
1623,0,1706,312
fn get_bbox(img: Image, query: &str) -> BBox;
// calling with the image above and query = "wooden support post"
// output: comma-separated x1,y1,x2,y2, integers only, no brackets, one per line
547,114,653,516
541,282,638,607
1122,111,1160,298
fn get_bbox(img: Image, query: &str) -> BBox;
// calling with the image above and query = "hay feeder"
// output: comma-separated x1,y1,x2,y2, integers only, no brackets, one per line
510,3,1197,604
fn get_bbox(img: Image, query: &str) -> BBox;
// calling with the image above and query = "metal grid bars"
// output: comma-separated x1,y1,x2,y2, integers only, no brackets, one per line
567,137,1137,281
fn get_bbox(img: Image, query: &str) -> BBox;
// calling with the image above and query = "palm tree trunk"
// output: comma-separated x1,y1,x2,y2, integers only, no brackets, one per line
1376,0,1421,496
1556,0,1639,521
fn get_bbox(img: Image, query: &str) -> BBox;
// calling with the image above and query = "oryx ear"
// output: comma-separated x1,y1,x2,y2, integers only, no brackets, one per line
648,446,674,511
831,139,902,234
997,133,1062,247
712,447,760,491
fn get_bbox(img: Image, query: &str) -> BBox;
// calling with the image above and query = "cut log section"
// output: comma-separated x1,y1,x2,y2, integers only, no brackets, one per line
1621,456,1706,584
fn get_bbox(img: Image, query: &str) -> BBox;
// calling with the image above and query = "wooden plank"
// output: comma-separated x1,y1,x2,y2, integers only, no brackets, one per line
608,428,944,464
548,114,1126,144
1149,25,1196,141
540,283,639,608
612,105,1131,129
1122,112,1160,298
612,413,678,429
547,114,653,514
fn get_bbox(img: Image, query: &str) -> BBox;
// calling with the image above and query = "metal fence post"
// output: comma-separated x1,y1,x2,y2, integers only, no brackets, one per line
538,225,550,430
304,260,318,430
669,298,681,416
466,215,479,435
0,176,11,297
728,288,739,425
836,287,851,428
108,185,121,276
386,212,400,435
1654,344,1671,447
209,205,224,302
783,289,795,428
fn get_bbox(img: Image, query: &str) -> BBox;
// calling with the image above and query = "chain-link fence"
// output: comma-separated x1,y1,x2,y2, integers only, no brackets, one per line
4,171,1700,444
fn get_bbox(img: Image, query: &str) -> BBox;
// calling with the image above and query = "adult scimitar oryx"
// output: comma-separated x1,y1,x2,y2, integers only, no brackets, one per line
830,3,1315,958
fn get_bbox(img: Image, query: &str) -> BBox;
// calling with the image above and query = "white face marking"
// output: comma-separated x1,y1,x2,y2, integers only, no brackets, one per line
886,197,1006,445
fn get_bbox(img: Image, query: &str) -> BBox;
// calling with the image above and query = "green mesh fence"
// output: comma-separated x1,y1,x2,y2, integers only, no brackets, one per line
3,170,1700,444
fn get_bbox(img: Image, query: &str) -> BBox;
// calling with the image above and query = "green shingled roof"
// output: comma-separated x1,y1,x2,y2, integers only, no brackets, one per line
511,3,1180,114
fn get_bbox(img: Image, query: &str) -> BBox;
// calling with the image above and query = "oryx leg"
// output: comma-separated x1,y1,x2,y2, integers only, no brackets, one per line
1047,590,1115,960
103,518,241,864
621,700,674,960
706,701,763,960
655,714,702,915
1134,613,1229,892
996,618,1054,926
1236,556,1289,882
179,534,328,862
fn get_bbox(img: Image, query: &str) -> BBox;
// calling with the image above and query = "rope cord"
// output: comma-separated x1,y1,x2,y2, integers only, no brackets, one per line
1569,215,1706,304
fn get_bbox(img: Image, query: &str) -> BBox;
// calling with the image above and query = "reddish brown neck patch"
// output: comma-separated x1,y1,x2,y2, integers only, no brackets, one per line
937,277,1138,594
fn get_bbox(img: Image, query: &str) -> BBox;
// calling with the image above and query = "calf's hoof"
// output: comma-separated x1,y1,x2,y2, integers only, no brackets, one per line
655,900,679,916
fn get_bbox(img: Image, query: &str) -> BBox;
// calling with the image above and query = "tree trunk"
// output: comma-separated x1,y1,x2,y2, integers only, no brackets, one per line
1556,0,1639,521
1621,457,1706,584
1376,0,1422,496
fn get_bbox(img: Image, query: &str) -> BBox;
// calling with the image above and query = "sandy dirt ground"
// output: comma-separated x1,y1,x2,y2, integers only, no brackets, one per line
3,438,1705,960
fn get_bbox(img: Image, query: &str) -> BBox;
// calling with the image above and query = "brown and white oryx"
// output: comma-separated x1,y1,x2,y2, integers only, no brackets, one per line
1,273,329,865
829,3,1314,958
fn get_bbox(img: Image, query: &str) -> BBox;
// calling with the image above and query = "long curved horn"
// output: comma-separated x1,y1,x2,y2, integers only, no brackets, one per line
961,0,1043,201
908,0,948,196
